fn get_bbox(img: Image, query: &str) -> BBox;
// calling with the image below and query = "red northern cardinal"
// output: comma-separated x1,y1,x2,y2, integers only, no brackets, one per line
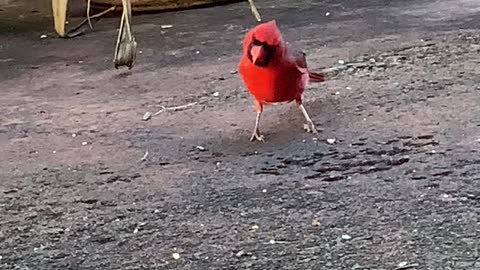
238,20,325,142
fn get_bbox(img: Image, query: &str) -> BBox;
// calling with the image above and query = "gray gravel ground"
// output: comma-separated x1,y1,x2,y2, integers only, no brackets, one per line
0,0,479,269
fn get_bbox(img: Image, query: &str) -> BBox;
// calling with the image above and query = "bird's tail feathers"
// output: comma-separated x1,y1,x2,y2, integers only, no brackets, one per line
308,71,325,83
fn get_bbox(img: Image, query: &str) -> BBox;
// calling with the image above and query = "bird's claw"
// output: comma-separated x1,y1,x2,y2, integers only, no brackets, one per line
303,122,319,134
250,131,265,142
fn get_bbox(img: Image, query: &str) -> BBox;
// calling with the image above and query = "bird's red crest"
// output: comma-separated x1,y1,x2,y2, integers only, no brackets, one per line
251,20,283,46
243,20,283,52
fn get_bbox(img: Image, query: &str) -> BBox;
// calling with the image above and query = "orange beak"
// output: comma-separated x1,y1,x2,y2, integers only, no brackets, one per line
251,45,265,65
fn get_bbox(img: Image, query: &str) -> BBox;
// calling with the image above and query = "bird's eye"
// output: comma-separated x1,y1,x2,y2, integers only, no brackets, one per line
252,39,263,46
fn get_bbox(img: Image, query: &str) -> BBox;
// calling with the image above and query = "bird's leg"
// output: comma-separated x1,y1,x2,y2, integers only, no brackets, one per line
250,100,265,142
296,100,318,134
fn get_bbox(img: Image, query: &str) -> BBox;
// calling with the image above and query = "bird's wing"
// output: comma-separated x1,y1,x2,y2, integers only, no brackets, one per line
291,49,309,74
290,49,325,82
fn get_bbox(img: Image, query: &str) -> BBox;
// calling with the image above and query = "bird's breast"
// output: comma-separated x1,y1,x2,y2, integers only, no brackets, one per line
239,59,305,103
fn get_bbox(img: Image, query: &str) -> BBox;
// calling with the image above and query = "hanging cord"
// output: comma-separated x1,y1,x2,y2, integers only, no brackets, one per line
113,0,137,69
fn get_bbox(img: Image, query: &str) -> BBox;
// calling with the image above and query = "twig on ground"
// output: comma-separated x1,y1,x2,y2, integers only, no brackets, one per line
153,102,198,116
143,97,208,121
66,6,116,37
248,0,262,22
395,263,420,270
87,0,94,30
140,149,149,161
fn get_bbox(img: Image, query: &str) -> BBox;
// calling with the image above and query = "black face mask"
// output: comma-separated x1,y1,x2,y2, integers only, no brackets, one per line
248,38,277,67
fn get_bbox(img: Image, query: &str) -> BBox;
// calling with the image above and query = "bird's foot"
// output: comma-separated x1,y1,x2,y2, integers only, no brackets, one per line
303,121,319,134
250,131,265,142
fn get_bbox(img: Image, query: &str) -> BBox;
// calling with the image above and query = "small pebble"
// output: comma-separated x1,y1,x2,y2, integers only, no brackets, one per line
311,219,321,226
161,24,173,29
325,12,330,16
172,253,180,260
142,112,152,121
34,245,45,251
213,92,219,97
327,138,336,144
235,250,245,257
397,261,408,267
346,86,352,90
251,224,259,230
341,234,352,240
72,133,77,137
196,145,206,151
334,91,340,95
262,189,267,193
269,239,276,244
338,60,345,65
40,34,47,39
81,142,88,146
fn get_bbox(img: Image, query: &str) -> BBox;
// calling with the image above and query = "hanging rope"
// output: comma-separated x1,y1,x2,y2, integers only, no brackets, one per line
113,0,137,69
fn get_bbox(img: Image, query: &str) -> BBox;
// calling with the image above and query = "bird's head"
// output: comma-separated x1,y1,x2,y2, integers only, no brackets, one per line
246,20,283,67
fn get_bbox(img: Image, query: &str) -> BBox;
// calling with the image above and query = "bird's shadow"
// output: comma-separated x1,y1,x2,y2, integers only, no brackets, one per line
202,96,338,158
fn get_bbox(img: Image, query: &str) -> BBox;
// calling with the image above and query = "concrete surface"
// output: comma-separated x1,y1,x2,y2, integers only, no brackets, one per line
0,0,479,269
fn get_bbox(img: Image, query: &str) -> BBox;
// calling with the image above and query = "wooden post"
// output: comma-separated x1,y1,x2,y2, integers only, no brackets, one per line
51,0,68,37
